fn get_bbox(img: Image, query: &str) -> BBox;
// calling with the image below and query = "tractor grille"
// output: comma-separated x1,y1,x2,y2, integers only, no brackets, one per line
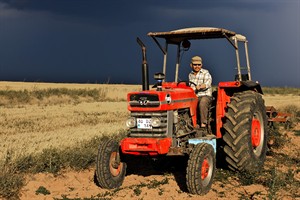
129,112,168,137
129,94,160,107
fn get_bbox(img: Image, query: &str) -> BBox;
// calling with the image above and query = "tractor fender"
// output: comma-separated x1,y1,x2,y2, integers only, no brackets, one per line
215,81,263,138
218,80,263,94
240,80,263,94
188,136,217,153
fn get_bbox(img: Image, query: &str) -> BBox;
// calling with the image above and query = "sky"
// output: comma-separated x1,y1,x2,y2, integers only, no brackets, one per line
0,0,299,87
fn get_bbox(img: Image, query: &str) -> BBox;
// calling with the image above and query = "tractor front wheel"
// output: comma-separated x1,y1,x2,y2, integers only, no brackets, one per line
95,139,126,189
186,143,216,195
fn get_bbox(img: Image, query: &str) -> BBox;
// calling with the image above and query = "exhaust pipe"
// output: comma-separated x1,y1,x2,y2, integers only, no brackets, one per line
137,37,149,91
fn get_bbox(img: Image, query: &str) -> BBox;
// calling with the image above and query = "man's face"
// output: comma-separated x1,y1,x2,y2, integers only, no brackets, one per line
191,63,202,73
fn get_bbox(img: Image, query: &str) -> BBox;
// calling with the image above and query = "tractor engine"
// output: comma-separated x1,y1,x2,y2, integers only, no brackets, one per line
174,109,195,138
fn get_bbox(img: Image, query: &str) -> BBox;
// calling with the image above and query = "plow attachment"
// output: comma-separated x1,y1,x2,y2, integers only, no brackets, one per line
266,106,293,129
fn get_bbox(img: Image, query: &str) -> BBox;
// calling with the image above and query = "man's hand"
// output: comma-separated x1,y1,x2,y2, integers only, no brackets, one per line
196,84,206,90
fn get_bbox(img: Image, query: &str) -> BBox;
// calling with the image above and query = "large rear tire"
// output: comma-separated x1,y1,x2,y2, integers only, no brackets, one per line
95,139,126,189
223,91,268,172
186,143,216,195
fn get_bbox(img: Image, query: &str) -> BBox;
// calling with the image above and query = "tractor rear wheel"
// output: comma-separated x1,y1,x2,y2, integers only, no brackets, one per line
223,90,268,172
186,143,216,195
95,139,126,189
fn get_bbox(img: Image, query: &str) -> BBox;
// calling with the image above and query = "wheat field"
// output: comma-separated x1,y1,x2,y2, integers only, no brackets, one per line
0,82,141,161
0,81,299,162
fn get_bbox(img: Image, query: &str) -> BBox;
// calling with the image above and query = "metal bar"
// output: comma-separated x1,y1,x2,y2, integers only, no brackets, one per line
151,36,166,54
268,118,290,122
163,42,168,82
151,36,168,82
234,37,242,81
277,113,292,117
244,41,252,80
136,37,149,91
224,33,238,49
175,43,180,82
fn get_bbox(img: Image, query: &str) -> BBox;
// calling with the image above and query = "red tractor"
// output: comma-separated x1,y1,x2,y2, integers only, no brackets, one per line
95,27,268,195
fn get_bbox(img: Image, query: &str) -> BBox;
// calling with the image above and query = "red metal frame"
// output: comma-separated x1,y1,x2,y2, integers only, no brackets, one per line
121,81,250,155
215,81,241,138
120,138,172,156
266,106,292,123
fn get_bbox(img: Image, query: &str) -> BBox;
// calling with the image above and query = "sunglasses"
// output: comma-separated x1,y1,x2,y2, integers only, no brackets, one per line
193,64,202,66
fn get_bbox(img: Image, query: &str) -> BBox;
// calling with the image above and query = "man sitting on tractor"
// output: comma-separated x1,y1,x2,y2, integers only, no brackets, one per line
188,56,212,128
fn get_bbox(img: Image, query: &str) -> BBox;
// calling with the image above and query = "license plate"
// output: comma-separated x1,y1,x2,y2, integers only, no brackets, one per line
137,118,152,129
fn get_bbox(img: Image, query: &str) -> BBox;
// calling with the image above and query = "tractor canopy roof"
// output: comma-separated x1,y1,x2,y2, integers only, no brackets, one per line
148,27,246,44
146,26,251,83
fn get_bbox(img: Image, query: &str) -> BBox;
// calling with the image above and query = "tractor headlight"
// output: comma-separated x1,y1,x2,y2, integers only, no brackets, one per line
126,117,136,128
151,117,161,127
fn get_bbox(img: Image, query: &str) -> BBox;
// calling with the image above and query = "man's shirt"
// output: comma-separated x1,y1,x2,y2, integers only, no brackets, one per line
189,68,212,97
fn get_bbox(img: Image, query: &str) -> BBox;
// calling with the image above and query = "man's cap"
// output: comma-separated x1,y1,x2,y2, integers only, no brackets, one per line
191,56,202,64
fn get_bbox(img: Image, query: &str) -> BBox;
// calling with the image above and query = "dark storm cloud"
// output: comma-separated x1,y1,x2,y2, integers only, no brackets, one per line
0,0,280,22
0,0,299,86
0,0,284,31
1,0,279,11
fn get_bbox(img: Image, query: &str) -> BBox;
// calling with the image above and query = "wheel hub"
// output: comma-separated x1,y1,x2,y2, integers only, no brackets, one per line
201,159,209,180
251,118,261,148
109,152,123,177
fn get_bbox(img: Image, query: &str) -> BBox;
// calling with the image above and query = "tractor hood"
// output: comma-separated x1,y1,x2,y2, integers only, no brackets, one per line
127,82,198,112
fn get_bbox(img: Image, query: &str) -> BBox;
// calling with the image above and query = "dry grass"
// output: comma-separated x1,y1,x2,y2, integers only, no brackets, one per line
263,94,300,109
0,102,129,161
0,81,140,103
262,87,299,96
0,81,299,199
262,86,299,111
0,81,298,162
0,81,140,162
0,81,138,199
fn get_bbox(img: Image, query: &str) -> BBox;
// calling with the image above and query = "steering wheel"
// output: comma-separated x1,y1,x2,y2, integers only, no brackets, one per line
189,81,197,87
177,81,197,87
190,81,208,92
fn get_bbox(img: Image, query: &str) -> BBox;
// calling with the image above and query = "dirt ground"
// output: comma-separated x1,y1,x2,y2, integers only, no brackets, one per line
19,125,300,200
20,170,269,200
0,82,298,200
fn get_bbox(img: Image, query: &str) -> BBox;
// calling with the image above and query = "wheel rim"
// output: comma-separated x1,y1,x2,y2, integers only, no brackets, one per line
201,156,213,186
251,112,265,156
201,159,209,180
109,152,123,177
251,118,261,147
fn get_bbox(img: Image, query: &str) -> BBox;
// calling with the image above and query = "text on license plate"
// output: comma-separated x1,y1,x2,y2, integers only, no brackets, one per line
137,118,152,129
